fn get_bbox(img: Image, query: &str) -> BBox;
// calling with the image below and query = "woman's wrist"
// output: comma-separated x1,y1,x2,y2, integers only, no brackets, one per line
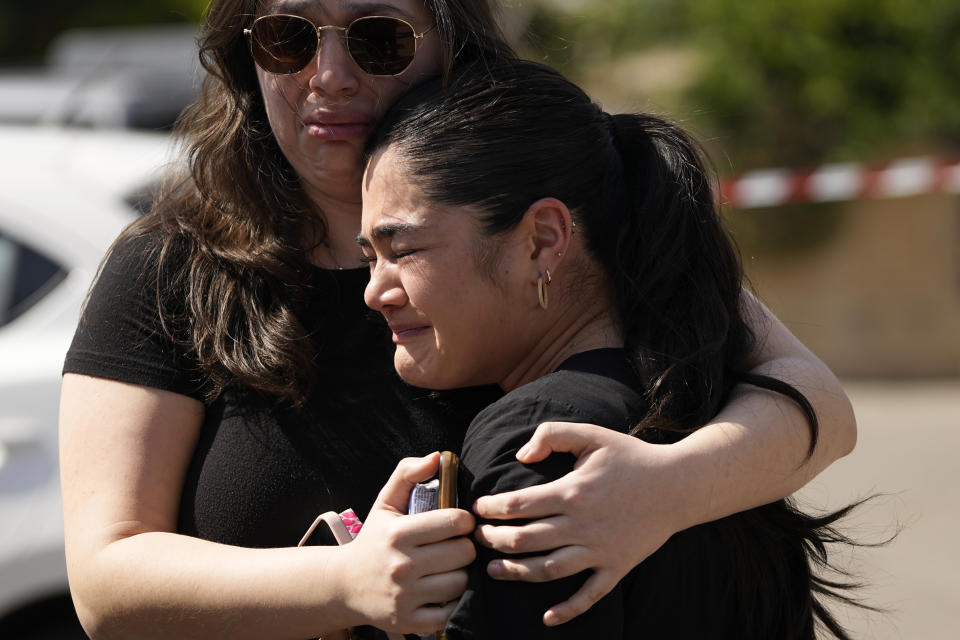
663,413,800,530
642,438,707,535
315,542,363,630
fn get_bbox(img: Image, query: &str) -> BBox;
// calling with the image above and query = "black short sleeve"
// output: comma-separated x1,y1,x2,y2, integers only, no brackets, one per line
445,353,645,639
63,230,205,400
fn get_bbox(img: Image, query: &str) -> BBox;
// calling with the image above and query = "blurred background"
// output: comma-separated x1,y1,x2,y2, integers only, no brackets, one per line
0,0,956,637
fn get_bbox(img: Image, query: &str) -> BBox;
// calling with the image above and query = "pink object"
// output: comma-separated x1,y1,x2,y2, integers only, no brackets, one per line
298,510,361,547
339,509,364,537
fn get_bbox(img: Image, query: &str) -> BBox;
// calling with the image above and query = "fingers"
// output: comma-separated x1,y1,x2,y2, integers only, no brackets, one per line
485,544,590,583
407,599,459,632
401,508,476,546
407,530,477,573
398,571,468,632
473,516,570,554
374,453,441,514
473,481,567,521
515,421,609,463
542,569,620,627
416,568,470,605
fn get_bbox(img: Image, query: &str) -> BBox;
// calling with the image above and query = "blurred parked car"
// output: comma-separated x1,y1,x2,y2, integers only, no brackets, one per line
0,24,200,129
0,124,173,637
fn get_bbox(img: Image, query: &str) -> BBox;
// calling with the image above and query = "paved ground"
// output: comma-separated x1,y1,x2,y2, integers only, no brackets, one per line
796,380,960,639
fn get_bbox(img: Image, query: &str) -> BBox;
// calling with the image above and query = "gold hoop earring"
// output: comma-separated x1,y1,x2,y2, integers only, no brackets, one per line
538,269,552,310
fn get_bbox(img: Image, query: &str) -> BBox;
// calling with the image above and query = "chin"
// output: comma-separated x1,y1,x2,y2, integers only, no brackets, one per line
394,355,462,391
395,364,445,390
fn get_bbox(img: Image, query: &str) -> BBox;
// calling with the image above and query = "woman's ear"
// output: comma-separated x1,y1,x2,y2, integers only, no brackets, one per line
521,197,573,268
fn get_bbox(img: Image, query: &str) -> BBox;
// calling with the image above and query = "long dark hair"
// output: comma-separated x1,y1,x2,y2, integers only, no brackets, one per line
109,0,516,405
366,58,868,638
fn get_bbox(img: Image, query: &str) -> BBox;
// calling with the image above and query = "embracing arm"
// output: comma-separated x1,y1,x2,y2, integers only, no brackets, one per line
684,290,856,520
472,293,855,624
60,374,473,640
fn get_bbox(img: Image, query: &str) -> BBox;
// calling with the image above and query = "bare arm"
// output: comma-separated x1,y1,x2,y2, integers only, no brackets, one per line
686,290,856,519
471,293,855,625
60,374,474,640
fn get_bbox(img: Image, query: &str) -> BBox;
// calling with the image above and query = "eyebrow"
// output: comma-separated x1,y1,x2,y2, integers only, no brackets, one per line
356,222,424,247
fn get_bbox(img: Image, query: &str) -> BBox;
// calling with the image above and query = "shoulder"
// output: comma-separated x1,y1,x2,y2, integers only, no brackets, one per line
99,220,188,285
467,366,641,446
65,220,205,400
461,367,643,498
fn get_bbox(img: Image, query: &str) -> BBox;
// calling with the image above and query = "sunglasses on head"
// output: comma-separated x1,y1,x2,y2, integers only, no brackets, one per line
244,13,434,77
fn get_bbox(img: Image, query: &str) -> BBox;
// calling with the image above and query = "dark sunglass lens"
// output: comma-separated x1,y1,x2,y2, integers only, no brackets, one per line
347,17,416,75
251,15,317,74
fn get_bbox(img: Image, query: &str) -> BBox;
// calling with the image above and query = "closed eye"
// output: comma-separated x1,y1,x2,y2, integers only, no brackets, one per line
393,249,418,260
357,248,417,265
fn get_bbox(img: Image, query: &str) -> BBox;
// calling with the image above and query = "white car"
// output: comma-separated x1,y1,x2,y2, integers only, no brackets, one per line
0,124,173,637
0,25,200,129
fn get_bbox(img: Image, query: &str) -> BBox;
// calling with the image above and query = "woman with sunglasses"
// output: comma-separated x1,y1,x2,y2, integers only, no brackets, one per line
59,1,855,638
360,58,861,639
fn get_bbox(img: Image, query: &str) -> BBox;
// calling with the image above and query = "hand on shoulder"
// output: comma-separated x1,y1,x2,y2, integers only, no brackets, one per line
472,421,688,626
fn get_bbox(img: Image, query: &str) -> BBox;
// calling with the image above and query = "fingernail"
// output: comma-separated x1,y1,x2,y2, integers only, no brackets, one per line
516,444,530,459
487,560,505,577
474,528,493,548
544,611,559,627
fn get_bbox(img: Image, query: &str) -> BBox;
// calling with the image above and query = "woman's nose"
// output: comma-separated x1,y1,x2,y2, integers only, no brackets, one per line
307,28,361,97
364,262,407,312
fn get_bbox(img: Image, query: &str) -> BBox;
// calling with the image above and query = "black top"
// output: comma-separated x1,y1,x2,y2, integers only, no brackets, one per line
64,231,498,547
446,349,816,640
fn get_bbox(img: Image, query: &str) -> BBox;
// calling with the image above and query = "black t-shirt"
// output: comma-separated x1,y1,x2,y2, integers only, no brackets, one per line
64,230,498,547
446,349,816,640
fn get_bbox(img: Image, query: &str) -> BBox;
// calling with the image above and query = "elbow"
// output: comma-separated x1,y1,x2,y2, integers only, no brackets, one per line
71,597,105,640
840,395,857,458
826,388,857,460
68,576,124,640
70,590,146,640
66,554,139,640
69,587,110,640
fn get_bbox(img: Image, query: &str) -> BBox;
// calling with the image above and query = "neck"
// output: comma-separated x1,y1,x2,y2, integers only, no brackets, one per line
498,303,623,392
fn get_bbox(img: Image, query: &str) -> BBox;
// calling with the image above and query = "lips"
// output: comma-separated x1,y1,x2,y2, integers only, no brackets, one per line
303,111,374,140
387,321,431,343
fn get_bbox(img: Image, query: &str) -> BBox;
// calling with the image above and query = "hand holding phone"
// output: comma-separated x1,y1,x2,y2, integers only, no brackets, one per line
408,451,459,514
299,453,464,640
406,451,459,640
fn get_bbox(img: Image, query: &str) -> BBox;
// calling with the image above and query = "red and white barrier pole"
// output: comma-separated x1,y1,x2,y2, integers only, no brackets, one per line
719,157,960,209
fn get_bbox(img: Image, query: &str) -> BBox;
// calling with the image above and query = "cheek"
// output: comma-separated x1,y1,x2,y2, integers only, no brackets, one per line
257,72,302,136
436,283,512,358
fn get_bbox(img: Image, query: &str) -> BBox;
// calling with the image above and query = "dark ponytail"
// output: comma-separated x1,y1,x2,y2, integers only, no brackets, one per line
601,113,821,449
600,113,751,439
368,58,870,639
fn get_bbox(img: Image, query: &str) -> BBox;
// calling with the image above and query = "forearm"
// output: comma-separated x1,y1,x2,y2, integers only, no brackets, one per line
59,376,353,639
68,530,353,640
672,355,855,529
666,290,860,527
